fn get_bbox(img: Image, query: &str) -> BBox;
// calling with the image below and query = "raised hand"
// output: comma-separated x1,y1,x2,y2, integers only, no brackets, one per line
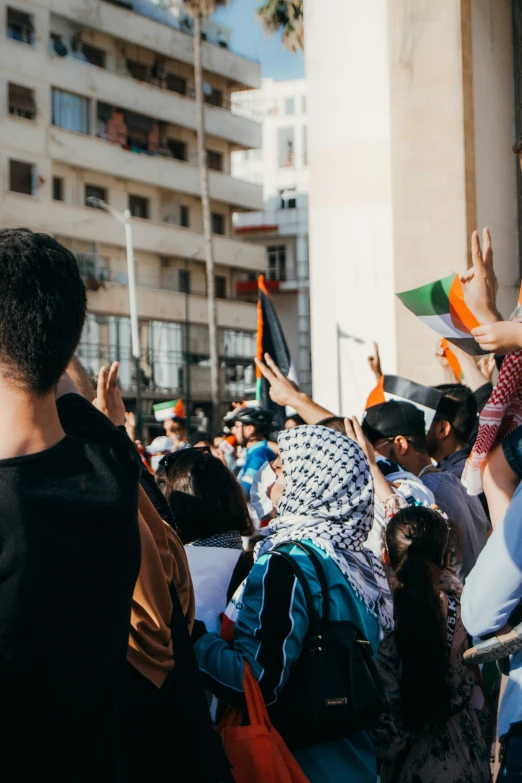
461,229,501,325
93,362,126,426
477,353,496,383
367,342,383,381
254,353,300,407
345,416,377,466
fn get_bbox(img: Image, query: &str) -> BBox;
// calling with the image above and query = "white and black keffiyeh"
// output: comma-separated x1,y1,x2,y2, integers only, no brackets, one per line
257,425,394,632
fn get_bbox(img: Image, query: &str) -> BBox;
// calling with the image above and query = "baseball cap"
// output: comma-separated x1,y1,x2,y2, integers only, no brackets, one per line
362,400,426,445
147,436,173,454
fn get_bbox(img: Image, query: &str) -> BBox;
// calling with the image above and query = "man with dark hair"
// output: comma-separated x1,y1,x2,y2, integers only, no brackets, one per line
0,229,141,781
363,400,489,578
426,383,478,475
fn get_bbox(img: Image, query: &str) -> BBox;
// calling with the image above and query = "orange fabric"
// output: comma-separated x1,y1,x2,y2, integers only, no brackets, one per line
366,375,385,409
449,275,481,333
256,276,265,381
217,663,310,783
127,487,195,688
441,338,462,380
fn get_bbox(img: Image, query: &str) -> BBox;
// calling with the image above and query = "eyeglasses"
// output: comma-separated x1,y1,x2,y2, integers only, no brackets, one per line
159,445,212,470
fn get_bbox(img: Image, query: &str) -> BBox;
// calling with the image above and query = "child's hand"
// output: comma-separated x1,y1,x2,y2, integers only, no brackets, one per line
472,321,522,354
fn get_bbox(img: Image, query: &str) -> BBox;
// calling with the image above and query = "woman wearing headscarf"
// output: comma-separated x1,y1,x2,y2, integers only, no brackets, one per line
194,425,393,783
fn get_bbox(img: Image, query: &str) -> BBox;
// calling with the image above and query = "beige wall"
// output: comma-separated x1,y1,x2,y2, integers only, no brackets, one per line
472,0,519,318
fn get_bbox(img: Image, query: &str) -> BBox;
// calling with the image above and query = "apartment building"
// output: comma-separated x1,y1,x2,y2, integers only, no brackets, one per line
232,78,311,393
1,0,264,432
305,0,522,417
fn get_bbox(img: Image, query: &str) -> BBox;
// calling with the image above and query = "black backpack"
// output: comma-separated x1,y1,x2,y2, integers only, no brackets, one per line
267,541,386,750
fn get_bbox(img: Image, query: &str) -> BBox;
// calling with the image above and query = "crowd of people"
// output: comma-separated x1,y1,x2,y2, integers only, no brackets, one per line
4,147,522,782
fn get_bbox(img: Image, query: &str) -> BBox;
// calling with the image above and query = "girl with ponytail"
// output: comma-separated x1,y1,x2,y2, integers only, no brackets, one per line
370,505,490,783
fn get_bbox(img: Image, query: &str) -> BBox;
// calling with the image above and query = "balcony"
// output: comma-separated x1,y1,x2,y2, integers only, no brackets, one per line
49,0,261,89
1,194,266,272
45,48,261,149
48,127,263,211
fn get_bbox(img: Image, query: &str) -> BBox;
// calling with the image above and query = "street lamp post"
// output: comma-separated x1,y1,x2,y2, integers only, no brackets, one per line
86,197,142,440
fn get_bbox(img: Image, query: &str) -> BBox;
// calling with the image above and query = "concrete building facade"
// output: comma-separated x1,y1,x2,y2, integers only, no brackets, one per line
232,78,311,393
305,0,521,417
1,0,264,433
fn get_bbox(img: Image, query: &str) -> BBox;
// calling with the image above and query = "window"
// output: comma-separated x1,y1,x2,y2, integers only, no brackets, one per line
126,59,149,82
301,95,307,113
8,83,36,120
82,44,106,69
179,269,191,294
285,97,295,115
215,275,227,299
211,213,225,235
204,87,224,108
224,330,255,358
9,159,34,195
85,185,107,207
53,176,64,201
125,111,154,151
168,139,187,161
166,74,187,96
129,194,149,219
74,250,97,279
278,127,295,168
302,126,308,167
280,189,297,209
207,149,223,171
7,8,34,45
52,89,89,134
149,321,183,391
180,205,190,228
267,246,287,282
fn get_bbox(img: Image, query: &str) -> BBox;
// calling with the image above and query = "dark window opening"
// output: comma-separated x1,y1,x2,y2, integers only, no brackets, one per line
211,213,225,235
180,205,190,228
9,159,33,195
129,194,149,219
207,149,223,171
267,245,287,282
82,44,106,68
126,59,149,81
280,190,297,209
205,88,224,108
215,275,227,299
166,74,187,96
8,83,36,120
53,176,64,201
168,139,187,161
85,184,107,207
179,269,191,294
7,8,34,45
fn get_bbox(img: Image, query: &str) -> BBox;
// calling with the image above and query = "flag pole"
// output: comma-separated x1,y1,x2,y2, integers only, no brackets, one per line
255,275,264,403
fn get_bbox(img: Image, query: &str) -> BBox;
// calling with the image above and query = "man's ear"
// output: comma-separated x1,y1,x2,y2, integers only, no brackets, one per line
382,547,391,566
394,435,409,455
435,419,451,441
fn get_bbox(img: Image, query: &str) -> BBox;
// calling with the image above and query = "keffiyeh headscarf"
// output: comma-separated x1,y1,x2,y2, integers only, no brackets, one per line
258,425,394,632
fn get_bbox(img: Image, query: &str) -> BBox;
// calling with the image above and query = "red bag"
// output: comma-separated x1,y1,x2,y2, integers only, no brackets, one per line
217,663,310,783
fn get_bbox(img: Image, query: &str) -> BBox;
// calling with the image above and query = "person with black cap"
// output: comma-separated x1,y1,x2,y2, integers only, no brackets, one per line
362,400,489,579
230,407,276,499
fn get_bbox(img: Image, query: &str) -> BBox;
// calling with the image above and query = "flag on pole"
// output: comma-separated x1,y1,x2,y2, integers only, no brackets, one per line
396,273,484,355
153,398,185,423
256,275,298,430
366,375,459,431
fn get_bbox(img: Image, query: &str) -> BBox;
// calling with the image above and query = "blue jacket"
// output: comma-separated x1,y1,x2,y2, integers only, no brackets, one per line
194,540,380,782
237,441,276,498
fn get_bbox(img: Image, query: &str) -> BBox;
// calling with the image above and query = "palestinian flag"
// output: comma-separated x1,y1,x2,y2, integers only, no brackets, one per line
396,273,484,355
256,275,298,430
366,375,459,431
153,398,185,423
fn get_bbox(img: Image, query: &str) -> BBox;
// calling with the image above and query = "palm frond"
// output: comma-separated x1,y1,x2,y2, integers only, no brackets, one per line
256,0,303,51
181,0,229,17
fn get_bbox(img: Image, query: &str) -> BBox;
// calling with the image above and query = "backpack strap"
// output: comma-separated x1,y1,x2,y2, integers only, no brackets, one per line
269,549,323,650
283,541,331,624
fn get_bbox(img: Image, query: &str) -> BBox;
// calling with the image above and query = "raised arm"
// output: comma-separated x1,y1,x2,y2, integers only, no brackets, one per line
255,353,334,424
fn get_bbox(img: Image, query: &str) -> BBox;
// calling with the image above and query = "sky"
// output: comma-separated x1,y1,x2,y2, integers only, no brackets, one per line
212,0,304,80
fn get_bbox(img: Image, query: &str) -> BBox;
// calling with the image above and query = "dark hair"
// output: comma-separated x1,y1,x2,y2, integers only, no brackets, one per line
188,430,213,448
385,506,452,731
156,450,253,543
513,136,522,155
286,413,305,426
436,384,477,445
317,416,346,434
0,229,86,393
406,432,429,454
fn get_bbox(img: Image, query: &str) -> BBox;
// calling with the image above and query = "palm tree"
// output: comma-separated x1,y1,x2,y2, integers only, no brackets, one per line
170,0,229,430
257,0,304,52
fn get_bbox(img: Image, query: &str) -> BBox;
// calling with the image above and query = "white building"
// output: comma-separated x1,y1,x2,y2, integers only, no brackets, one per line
1,0,265,433
232,78,311,393
305,0,522,418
